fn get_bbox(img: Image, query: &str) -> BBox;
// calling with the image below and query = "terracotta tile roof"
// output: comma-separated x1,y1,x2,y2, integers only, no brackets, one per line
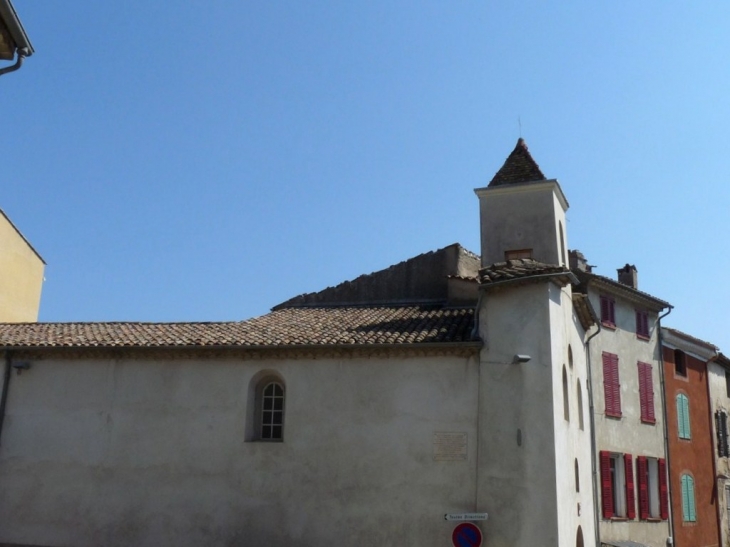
479,259,572,285
488,138,547,187
0,305,478,349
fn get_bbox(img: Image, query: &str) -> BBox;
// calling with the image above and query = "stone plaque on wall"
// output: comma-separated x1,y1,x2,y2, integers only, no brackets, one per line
433,432,468,461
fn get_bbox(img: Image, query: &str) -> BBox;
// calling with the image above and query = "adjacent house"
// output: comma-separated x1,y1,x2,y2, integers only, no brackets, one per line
661,328,721,547
706,350,730,547
0,209,44,322
571,257,671,547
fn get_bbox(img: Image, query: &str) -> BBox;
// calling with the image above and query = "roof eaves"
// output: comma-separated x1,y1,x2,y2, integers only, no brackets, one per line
575,271,670,311
572,293,597,332
481,270,578,290
1,340,484,353
661,327,718,361
0,0,33,55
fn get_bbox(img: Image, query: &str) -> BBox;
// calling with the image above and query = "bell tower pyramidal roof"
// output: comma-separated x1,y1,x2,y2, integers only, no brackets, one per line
475,139,569,268
488,138,547,187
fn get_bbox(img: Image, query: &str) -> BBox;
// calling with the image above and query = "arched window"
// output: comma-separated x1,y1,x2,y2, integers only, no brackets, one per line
681,474,696,522
563,366,570,422
576,526,584,547
577,380,584,430
246,371,286,442
677,393,691,439
574,459,580,492
260,381,285,441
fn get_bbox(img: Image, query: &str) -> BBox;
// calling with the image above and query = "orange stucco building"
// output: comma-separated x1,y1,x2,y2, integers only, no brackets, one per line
662,328,720,547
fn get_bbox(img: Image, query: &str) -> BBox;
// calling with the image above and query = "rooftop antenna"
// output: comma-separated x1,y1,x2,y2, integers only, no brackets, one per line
518,116,522,138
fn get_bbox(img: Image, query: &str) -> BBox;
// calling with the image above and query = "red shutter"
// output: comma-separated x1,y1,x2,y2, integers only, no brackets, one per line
609,299,616,325
600,451,614,518
602,352,622,417
601,297,609,323
635,311,641,335
638,363,648,420
603,353,613,414
624,453,636,519
638,362,655,423
645,365,655,422
659,458,668,520
637,456,649,519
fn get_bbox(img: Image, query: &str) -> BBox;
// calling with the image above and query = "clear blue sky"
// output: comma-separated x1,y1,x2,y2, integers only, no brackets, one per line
4,2,729,351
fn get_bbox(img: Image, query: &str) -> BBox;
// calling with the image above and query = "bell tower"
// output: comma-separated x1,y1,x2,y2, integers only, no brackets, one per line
474,139,570,268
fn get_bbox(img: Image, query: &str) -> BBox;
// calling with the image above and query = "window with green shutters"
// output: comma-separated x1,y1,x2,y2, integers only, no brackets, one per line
681,474,696,522
677,393,691,439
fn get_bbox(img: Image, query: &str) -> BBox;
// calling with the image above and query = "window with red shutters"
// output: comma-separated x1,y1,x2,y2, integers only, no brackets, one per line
659,458,669,520
637,456,649,520
600,451,614,518
636,310,650,339
624,453,636,519
603,352,621,417
600,295,616,327
638,362,656,424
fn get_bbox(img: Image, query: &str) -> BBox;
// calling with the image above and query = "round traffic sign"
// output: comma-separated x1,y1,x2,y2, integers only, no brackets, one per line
452,522,482,547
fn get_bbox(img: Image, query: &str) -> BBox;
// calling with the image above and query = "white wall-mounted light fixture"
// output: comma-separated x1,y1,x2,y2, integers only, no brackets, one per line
512,354,531,364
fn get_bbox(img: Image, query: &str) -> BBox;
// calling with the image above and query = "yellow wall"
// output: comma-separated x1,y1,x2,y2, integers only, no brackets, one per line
0,210,44,322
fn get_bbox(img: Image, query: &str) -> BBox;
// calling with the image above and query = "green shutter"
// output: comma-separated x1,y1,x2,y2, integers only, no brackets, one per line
683,396,691,439
681,474,697,522
677,394,691,439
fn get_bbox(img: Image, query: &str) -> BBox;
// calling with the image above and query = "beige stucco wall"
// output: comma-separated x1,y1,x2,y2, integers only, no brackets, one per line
0,210,44,322
475,180,568,267
587,287,671,547
0,352,484,547
477,280,595,547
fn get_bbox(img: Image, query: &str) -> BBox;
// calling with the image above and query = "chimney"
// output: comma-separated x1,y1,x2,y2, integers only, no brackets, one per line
569,250,592,273
617,264,638,289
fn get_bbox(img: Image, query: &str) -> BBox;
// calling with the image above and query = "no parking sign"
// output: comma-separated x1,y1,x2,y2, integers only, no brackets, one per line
451,522,482,547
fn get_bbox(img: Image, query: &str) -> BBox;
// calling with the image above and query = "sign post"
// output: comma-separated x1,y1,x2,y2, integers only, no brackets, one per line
451,522,482,547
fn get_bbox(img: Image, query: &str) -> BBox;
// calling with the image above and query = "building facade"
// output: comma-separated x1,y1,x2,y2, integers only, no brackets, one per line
572,262,671,547
0,139,707,547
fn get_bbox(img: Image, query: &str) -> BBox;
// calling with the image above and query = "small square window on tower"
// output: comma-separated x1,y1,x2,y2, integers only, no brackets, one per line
504,249,532,261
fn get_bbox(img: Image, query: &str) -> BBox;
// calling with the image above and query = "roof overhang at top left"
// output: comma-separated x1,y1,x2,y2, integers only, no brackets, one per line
0,0,33,75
